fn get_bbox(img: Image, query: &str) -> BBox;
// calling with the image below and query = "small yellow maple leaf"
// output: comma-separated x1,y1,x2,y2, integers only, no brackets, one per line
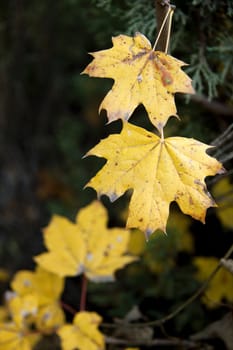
35,201,137,280
83,32,194,130
194,257,233,307
58,311,105,350
86,122,223,236
11,266,64,306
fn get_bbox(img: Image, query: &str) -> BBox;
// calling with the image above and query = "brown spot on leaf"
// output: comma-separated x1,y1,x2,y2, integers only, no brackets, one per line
189,196,194,205
161,71,173,86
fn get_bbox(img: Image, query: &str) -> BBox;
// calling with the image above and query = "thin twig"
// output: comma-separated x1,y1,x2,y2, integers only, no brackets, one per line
208,169,233,186
60,301,77,315
213,140,233,158
190,95,233,120
211,123,233,147
219,151,233,164
105,335,199,348
102,244,233,329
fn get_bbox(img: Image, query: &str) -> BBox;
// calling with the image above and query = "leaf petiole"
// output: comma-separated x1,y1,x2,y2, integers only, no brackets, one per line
80,274,88,311
153,4,176,53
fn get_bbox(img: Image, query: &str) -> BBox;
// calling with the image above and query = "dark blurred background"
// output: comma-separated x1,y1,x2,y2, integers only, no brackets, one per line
0,0,233,344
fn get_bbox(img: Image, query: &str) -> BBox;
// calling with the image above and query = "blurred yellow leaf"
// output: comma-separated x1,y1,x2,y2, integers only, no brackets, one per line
36,302,65,333
194,257,233,307
11,266,64,306
58,311,105,350
8,267,65,335
35,201,137,281
83,32,194,130
86,122,223,236
7,294,38,329
212,177,233,229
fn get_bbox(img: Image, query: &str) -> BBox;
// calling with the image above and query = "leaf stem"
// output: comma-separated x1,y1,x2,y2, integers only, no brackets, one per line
153,5,175,52
160,127,164,141
80,274,88,311
164,7,175,54
61,301,77,315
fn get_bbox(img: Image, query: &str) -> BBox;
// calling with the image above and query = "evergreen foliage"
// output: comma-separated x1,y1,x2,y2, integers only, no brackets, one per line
92,0,233,99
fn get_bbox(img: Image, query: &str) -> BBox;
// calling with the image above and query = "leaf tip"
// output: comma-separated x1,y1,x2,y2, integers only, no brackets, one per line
109,192,118,202
144,228,154,241
217,166,226,175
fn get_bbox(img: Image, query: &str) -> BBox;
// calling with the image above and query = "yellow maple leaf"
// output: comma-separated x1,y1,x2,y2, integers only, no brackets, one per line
83,32,194,130
11,266,64,306
194,257,233,307
58,311,105,350
86,122,223,236
35,201,137,280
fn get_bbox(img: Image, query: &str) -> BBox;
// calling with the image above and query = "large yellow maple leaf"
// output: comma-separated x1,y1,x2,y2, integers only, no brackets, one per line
83,32,194,130
34,201,136,281
85,122,223,236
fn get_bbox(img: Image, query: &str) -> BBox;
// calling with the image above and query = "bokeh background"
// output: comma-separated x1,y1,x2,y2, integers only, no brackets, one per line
0,0,233,348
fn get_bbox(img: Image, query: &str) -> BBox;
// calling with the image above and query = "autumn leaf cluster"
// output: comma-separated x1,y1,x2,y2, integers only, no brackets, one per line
1,201,232,350
0,28,228,350
0,201,136,350
83,32,223,237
